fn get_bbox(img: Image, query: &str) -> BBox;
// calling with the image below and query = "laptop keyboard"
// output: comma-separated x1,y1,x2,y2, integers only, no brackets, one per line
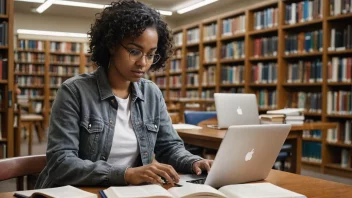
186,178,206,184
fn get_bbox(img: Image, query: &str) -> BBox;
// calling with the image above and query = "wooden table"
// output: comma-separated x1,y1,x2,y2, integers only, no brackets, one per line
1,170,351,198
176,118,338,174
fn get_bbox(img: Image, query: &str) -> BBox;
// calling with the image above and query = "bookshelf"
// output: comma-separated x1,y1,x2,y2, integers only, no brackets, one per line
0,0,14,158
15,39,89,128
150,0,352,177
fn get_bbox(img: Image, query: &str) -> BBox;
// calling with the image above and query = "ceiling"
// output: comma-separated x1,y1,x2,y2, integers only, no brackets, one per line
14,0,238,25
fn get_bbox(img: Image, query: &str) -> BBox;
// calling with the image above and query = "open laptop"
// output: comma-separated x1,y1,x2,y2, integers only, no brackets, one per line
180,124,291,188
213,93,260,129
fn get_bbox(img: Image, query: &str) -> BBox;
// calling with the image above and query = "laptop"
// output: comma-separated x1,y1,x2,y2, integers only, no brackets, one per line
180,124,291,188
213,93,260,129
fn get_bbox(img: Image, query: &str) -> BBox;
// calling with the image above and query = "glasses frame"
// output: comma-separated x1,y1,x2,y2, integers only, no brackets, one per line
120,43,161,65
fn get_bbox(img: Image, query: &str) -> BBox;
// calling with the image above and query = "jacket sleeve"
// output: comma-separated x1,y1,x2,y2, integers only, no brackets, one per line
154,88,203,173
36,83,128,188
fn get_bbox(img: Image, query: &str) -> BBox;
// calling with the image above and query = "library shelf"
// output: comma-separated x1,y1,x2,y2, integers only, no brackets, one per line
327,82,352,86
249,56,277,61
203,39,217,45
14,72,45,76
171,57,182,60
0,139,7,143
49,51,81,56
17,49,44,53
186,68,199,73
154,73,166,77
326,142,352,149
220,83,245,87
15,61,45,65
49,73,74,78
50,62,80,66
203,61,217,65
249,83,277,87
327,49,352,55
326,114,352,119
302,160,322,166
248,27,278,36
0,46,8,50
0,80,8,84
304,112,322,117
258,107,277,111
327,13,352,21
18,85,44,89
220,58,245,64
282,83,323,87
282,19,323,30
0,109,5,113
202,85,216,88
325,164,352,172
169,72,182,75
302,137,322,142
186,86,199,89
220,33,246,41
186,43,200,48
283,52,323,59
50,85,61,89
0,14,8,19
169,87,182,90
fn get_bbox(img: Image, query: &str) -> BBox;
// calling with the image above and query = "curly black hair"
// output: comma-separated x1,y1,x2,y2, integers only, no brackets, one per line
88,0,173,71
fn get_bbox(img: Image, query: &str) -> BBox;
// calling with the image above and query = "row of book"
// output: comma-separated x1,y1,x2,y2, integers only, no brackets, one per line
15,64,44,74
201,89,215,99
327,57,352,82
287,92,322,113
0,0,6,15
187,28,200,44
169,90,181,100
287,60,323,83
253,36,278,57
285,30,323,55
16,52,45,63
302,142,322,163
186,90,198,98
0,21,8,46
186,52,200,70
341,149,351,168
186,73,199,86
50,42,81,53
251,62,277,84
50,77,72,86
260,108,305,125
156,77,166,88
19,89,43,97
253,7,278,30
221,40,245,60
221,87,245,93
285,0,323,25
0,143,6,159
50,90,57,97
256,89,277,109
169,76,182,88
17,76,44,86
50,66,80,75
329,26,352,51
50,55,80,64
202,66,216,86
155,69,166,76
327,90,352,115
303,129,322,139
0,57,7,80
170,59,181,73
221,65,245,84
173,49,182,59
204,46,217,63
330,0,352,16
222,15,246,36
18,40,45,51
174,32,183,47
327,120,352,144
203,23,217,41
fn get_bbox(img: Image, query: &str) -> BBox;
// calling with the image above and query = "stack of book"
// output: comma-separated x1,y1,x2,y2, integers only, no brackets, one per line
260,108,305,125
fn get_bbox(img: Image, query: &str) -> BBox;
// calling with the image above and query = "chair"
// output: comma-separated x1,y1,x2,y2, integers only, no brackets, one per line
183,111,217,158
17,95,45,155
0,155,46,190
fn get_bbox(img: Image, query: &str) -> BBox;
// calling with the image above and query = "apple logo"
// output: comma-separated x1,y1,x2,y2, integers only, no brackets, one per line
237,106,243,115
245,149,254,161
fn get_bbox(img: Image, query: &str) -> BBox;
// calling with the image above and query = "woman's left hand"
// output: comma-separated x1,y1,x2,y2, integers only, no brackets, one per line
192,159,214,175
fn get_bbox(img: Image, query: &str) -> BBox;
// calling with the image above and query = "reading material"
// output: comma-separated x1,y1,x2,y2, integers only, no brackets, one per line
14,185,97,198
101,183,306,198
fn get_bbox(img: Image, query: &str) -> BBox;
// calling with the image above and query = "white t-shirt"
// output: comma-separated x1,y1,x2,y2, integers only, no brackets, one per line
107,95,139,167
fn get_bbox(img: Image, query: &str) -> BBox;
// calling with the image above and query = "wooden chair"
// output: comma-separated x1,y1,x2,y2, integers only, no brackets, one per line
17,95,45,155
0,155,46,190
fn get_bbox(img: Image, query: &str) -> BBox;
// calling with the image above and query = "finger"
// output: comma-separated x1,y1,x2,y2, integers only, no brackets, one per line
202,161,211,173
156,164,179,183
150,166,174,185
194,165,202,175
209,160,214,167
142,174,160,184
145,170,164,185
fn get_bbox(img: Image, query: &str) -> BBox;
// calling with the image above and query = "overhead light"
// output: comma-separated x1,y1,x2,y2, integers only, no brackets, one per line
36,0,57,13
177,0,218,14
16,0,172,15
157,10,172,16
17,29,88,38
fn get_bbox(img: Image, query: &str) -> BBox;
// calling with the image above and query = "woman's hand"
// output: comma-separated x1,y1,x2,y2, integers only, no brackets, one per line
192,159,214,175
125,161,180,185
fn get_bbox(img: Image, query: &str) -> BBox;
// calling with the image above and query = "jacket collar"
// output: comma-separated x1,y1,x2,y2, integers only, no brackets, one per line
96,66,144,101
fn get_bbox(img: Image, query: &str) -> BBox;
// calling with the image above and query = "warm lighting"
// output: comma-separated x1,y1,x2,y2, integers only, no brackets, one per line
36,0,57,14
177,0,218,14
17,29,88,38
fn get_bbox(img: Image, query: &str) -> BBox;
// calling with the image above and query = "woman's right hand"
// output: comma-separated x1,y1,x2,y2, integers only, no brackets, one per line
125,161,180,185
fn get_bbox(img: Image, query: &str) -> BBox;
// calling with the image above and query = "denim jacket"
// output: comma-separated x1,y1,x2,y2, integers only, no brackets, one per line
35,66,202,188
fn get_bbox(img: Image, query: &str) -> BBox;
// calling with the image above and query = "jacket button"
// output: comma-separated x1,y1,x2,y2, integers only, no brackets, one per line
88,123,92,129
109,120,113,125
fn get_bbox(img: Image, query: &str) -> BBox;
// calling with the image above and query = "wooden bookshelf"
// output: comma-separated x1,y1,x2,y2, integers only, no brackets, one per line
0,0,15,158
149,0,352,177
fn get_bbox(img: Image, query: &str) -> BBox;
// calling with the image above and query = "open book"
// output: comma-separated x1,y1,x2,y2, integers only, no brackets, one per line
101,183,306,198
14,185,97,198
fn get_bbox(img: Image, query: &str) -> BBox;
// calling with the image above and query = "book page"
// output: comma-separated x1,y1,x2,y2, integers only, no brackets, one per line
106,185,172,198
218,183,306,198
14,185,97,198
168,183,226,198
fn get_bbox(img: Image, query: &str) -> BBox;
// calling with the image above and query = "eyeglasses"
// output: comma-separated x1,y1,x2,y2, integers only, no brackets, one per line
120,43,161,65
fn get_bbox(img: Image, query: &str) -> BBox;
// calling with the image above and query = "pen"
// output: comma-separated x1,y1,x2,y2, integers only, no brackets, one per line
13,193,28,198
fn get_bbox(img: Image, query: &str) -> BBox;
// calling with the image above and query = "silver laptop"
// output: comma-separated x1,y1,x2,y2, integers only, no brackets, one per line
180,124,291,188
213,93,260,129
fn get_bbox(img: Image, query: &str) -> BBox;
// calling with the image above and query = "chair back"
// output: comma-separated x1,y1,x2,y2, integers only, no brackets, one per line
184,111,217,125
0,155,46,190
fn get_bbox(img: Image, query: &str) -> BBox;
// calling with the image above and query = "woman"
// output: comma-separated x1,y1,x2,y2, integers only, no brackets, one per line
35,0,212,188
